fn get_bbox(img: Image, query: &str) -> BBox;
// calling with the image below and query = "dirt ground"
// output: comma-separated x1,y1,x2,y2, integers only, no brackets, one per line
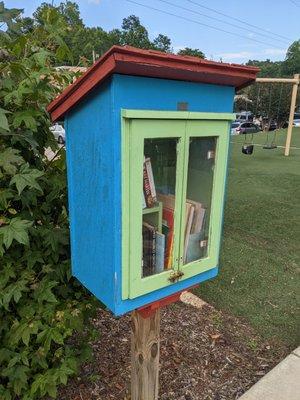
58,300,287,400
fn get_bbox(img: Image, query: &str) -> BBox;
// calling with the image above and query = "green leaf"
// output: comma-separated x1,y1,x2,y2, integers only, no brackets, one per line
10,163,43,195
0,384,12,400
1,278,28,310
37,327,63,353
43,227,69,253
9,320,39,346
0,217,32,249
33,279,58,304
0,107,10,131
13,110,38,131
0,147,23,175
0,189,14,210
2,365,29,396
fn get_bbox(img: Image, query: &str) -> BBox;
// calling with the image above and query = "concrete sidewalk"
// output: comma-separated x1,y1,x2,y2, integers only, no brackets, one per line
239,347,300,400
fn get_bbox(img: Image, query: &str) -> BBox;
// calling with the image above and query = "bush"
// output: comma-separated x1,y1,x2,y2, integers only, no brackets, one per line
0,4,96,399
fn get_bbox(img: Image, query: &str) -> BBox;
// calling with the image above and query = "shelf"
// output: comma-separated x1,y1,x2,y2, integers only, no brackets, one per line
142,202,163,233
143,202,162,215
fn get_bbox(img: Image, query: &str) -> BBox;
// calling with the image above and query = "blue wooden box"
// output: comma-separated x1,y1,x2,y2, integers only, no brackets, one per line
48,46,258,316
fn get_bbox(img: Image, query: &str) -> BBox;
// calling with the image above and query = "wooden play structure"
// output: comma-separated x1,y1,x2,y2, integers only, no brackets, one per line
255,74,299,156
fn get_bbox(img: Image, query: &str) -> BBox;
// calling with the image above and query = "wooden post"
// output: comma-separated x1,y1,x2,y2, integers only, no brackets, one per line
284,74,299,156
131,309,160,400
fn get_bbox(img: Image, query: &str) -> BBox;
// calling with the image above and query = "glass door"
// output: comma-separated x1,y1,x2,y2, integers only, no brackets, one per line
126,119,186,299
178,120,230,279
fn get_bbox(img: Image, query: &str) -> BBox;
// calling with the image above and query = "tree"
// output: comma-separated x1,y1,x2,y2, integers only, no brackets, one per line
33,1,82,28
246,59,282,77
177,47,205,58
70,26,115,64
120,15,151,49
283,40,300,76
58,0,83,27
152,34,172,52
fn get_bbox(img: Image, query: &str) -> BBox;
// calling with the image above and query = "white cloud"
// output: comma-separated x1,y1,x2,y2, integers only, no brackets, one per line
217,51,255,60
88,0,101,4
264,48,287,56
217,48,287,62
173,45,185,52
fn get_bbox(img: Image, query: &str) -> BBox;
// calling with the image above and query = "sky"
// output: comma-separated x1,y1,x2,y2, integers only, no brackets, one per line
6,0,300,63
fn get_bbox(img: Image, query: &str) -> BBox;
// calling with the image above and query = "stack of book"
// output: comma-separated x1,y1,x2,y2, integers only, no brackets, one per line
142,222,165,277
157,193,206,265
141,156,206,276
184,199,206,263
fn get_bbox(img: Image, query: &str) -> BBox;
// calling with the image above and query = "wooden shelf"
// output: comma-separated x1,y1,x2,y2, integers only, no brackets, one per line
143,202,162,215
142,202,163,233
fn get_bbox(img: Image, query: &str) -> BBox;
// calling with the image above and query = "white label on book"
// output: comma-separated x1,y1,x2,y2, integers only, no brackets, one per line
207,150,215,160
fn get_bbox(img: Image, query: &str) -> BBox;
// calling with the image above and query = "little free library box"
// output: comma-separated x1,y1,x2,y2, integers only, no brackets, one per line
48,46,258,316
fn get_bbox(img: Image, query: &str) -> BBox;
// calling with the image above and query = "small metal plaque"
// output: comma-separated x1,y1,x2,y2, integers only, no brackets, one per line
200,240,208,248
177,102,189,111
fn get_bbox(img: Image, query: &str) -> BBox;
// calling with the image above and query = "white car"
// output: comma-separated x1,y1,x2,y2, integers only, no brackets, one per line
293,119,300,127
50,124,65,144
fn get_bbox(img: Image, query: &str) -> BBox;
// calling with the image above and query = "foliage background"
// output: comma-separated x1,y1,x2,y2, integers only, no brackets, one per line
0,4,98,399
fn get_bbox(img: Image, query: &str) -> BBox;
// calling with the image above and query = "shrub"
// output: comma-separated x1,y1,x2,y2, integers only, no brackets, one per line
0,4,96,399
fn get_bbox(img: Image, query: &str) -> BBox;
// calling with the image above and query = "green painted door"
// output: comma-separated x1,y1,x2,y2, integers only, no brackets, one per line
121,110,233,300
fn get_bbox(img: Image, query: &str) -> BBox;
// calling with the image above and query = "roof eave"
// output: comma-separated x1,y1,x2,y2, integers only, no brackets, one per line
47,45,259,122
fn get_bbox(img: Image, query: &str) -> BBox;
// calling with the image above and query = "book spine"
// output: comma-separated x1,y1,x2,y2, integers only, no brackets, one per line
142,193,147,209
145,158,157,203
143,162,154,208
155,233,165,273
151,228,156,275
166,235,174,269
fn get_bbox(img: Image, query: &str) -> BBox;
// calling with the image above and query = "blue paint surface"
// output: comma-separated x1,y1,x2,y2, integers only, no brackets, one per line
66,79,117,310
65,73,234,315
112,74,235,113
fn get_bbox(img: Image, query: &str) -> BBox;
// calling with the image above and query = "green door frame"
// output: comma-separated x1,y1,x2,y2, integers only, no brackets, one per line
121,110,235,300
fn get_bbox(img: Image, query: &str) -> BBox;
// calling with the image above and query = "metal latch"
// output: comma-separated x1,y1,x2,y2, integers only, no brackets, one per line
168,270,184,283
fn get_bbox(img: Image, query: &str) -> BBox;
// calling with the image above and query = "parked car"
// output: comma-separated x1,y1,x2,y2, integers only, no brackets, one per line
50,123,65,144
231,121,260,135
293,119,300,127
267,120,277,131
236,111,253,122
231,121,241,135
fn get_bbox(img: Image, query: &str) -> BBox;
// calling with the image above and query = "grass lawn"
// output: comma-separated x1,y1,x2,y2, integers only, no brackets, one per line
197,128,300,349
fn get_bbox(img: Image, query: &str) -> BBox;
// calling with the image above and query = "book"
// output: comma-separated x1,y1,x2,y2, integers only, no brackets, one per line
142,193,147,209
157,192,175,209
155,232,165,273
142,221,156,277
167,235,174,269
143,162,155,208
187,199,206,233
162,207,174,269
144,157,157,203
184,203,195,262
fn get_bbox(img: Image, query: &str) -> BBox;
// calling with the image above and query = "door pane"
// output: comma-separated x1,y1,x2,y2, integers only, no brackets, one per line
183,137,217,265
142,138,178,278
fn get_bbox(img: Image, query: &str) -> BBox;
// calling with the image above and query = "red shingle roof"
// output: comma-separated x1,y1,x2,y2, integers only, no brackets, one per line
47,45,259,122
